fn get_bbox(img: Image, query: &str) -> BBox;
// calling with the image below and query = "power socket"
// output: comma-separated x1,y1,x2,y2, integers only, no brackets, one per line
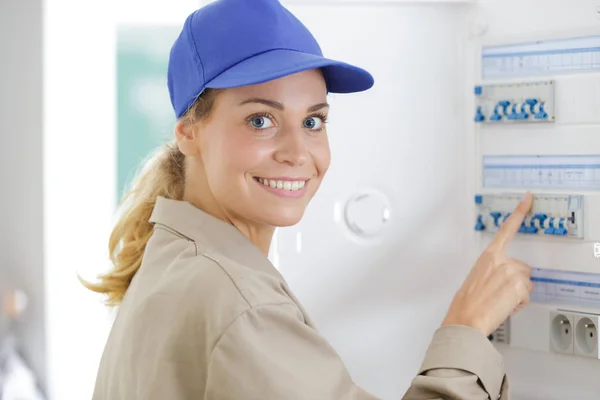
488,318,510,344
574,314,599,358
549,311,574,354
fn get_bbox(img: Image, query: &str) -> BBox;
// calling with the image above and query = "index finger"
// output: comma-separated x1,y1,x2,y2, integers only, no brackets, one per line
488,192,534,253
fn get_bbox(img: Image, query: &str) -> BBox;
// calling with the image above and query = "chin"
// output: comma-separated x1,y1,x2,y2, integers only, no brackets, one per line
263,207,306,227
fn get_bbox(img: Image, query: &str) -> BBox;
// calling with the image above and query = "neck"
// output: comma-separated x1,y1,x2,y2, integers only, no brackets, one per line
231,221,275,257
183,176,275,257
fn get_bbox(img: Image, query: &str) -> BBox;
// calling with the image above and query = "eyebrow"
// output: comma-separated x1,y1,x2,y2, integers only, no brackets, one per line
238,98,329,113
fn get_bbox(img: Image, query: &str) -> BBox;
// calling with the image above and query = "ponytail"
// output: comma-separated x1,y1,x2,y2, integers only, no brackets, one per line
82,89,220,306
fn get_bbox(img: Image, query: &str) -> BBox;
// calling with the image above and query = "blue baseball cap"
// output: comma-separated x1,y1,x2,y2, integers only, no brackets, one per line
167,0,375,118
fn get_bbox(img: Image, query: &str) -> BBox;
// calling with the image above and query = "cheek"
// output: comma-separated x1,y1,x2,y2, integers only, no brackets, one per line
312,139,331,177
238,141,275,169
210,134,274,184
200,134,238,192
232,138,276,180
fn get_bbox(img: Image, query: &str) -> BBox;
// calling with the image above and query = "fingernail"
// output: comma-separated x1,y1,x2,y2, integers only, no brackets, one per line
520,192,532,203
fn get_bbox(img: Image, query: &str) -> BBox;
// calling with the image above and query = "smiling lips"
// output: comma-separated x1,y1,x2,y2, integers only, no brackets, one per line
254,177,309,198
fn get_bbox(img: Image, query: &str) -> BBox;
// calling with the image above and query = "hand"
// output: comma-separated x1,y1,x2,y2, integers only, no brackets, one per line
441,192,535,337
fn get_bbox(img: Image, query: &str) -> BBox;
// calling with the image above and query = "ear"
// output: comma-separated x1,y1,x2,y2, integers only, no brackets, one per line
175,119,201,157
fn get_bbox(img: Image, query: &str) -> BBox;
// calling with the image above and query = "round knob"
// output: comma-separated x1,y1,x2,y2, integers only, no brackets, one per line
344,191,391,237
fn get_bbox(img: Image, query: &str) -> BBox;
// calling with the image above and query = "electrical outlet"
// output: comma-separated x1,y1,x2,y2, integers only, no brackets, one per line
488,318,510,344
574,314,599,358
550,311,574,354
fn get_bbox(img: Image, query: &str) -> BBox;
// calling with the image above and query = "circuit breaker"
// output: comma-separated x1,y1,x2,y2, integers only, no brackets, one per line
474,193,584,239
474,80,555,124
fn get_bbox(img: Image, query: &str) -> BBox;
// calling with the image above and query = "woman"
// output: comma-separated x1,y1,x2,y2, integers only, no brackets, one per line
85,0,534,398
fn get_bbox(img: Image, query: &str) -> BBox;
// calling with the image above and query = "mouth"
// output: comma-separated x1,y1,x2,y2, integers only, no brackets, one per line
253,176,310,198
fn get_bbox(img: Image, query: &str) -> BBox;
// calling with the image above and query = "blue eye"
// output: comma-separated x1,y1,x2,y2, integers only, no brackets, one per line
303,116,325,130
250,115,274,129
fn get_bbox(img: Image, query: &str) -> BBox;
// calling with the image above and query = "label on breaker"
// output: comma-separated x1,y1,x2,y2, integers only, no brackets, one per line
482,35,600,79
474,192,584,239
531,268,600,308
483,155,600,190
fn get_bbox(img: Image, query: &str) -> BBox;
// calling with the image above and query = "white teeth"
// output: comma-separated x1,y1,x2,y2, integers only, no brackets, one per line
257,178,307,191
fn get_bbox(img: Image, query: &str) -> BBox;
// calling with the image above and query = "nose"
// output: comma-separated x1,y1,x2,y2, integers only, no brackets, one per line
273,126,308,167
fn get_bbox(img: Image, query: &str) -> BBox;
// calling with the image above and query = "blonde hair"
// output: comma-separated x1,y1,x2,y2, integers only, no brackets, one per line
81,89,220,306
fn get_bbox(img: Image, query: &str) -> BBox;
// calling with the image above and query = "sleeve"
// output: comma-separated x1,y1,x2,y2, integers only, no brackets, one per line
204,302,380,400
402,325,508,400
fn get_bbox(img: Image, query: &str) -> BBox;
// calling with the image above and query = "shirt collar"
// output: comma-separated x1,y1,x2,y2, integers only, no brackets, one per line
149,196,282,280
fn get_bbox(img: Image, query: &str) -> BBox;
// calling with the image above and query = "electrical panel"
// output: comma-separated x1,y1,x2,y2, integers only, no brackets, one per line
474,33,600,365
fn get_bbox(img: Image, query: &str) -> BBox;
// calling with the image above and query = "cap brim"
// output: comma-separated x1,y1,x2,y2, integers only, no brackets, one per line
205,49,374,93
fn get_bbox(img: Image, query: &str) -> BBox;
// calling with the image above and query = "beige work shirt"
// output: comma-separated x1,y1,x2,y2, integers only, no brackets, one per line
93,196,508,399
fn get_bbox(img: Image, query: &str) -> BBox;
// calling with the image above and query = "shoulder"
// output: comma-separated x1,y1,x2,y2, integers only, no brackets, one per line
131,226,296,335
98,225,305,389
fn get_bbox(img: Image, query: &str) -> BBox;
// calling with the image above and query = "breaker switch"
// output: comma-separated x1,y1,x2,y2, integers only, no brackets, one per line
475,215,485,231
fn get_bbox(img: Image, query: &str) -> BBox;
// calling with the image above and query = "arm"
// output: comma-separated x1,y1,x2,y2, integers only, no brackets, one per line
402,194,537,400
403,325,508,400
204,302,507,400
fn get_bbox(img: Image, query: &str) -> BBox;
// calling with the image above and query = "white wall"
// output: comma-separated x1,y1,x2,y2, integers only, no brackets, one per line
0,0,47,392
42,0,117,397
277,2,471,398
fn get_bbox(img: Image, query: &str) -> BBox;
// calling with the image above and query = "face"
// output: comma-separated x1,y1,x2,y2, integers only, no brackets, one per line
180,69,331,227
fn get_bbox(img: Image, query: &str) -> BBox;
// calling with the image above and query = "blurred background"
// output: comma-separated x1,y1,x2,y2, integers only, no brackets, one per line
2,0,600,399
